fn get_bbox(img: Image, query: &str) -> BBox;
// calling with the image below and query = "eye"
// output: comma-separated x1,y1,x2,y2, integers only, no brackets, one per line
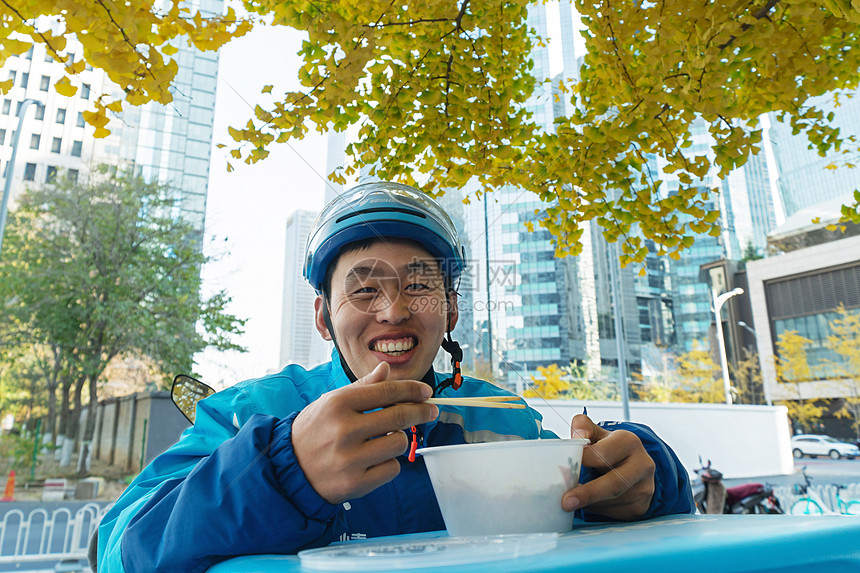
406,283,431,291
352,286,377,295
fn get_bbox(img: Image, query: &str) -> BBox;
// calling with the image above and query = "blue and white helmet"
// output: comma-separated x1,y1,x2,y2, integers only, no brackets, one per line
303,182,467,293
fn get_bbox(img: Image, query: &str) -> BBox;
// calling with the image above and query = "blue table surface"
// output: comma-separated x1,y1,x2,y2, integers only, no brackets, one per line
207,514,860,573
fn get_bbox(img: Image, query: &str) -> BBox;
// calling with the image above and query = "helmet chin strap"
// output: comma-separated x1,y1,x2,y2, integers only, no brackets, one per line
435,291,463,395
321,295,359,383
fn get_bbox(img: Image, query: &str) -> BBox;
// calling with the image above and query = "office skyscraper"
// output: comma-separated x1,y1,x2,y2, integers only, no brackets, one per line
453,1,642,391
0,44,108,201
0,0,224,241
280,209,332,368
646,117,780,353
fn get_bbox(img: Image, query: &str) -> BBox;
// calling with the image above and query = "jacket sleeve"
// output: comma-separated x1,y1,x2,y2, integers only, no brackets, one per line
97,394,342,573
578,421,695,522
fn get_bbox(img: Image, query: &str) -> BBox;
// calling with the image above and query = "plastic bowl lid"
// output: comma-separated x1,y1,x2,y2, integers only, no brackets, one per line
297,532,559,571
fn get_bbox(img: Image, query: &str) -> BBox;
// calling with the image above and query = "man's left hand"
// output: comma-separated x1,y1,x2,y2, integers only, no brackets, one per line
562,414,655,520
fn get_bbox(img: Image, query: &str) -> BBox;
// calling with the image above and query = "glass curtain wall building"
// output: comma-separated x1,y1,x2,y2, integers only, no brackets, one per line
458,2,638,389
93,0,225,240
477,3,563,390
769,87,860,218
652,117,778,353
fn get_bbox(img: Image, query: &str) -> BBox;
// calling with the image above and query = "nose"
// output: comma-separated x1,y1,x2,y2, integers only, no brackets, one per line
374,290,410,324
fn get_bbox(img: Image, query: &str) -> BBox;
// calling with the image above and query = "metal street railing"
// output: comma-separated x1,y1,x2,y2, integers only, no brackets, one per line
0,502,111,563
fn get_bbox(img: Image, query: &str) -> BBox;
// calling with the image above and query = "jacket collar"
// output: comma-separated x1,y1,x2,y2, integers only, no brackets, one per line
329,346,437,390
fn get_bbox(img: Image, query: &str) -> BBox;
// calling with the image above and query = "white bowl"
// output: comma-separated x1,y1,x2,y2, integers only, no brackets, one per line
416,438,588,536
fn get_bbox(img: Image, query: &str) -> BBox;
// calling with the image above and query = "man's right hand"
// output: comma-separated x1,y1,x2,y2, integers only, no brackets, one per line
291,361,438,504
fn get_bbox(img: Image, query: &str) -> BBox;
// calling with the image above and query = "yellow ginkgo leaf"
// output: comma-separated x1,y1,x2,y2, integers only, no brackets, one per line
126,92,149,106
65,60,86,74
82,110,110,129
54,77,78,97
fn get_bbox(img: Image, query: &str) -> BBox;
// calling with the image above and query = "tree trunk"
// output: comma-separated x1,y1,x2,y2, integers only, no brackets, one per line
58,374,83,467
72,376,84,450
55,375,73,460
60,376,85,467
85,375,99,441
45,345,61,444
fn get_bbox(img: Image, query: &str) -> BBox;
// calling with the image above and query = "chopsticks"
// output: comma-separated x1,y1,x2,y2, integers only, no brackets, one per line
425,396,525,409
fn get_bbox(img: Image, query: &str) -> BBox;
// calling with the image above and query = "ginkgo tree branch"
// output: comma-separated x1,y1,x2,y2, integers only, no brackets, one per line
0,0,65,62
717,0,782,50
94,0,160,88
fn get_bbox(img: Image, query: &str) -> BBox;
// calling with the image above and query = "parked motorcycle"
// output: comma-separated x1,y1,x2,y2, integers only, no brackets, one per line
693,458,783,514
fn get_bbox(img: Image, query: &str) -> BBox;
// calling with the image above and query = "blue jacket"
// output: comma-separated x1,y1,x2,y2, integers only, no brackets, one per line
97,353,694,572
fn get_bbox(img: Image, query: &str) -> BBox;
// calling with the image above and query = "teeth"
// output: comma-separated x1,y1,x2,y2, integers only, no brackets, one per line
373,338,415,354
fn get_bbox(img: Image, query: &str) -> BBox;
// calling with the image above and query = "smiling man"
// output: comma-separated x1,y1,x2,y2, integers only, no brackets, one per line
95,182,694,573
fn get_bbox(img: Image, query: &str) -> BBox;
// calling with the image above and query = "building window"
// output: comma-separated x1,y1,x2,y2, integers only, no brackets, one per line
24,47,33,60
81,83,90,99
76,112,84,128
68,168,79,184
56,108,66,124
0,129,5,145
71,140,82,157
39,75,50,91
7,71,15,84
44,52,53,63
45,165,57,183
30,134,40,150
51,137,61,153
2,100,10,115
20,73,28,89
23,163,36,181
34,104,44,121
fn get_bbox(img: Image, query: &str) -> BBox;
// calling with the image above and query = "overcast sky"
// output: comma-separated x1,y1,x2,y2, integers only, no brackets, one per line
196,25,327,388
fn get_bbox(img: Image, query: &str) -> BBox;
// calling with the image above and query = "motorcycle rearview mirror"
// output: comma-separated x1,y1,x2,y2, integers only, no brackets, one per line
171,374,215,423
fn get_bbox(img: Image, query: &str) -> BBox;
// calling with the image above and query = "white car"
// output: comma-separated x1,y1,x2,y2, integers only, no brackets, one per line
791,434,860,460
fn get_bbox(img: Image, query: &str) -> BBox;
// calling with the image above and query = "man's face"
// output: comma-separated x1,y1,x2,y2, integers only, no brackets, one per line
315,240,458,381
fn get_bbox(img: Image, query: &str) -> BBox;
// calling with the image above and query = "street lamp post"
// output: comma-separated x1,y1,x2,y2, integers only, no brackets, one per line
0,98,38,259
518,362,527,395
737,320,756,336
713,287,744,405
